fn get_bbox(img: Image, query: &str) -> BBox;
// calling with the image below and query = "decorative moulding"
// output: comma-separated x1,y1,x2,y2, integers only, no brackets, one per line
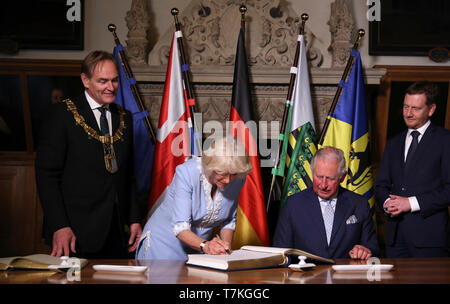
147,0,323,68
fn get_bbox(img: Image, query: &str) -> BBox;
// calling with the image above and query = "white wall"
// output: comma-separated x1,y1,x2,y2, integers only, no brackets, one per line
1,0,448,68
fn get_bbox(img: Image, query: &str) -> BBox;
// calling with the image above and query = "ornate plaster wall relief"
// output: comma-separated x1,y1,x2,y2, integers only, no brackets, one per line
125,0,150,64
128,0,385,137
328,0,355,67
147,0,323,68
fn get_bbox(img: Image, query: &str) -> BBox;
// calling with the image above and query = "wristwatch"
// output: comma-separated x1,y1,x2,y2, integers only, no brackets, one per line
199,241,207,253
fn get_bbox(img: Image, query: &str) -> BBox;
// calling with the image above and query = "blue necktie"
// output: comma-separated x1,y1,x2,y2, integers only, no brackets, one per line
97,106,109,136
323,200,334,245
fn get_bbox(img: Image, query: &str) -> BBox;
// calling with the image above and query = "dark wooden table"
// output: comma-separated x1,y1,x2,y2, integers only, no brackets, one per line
1,258,449,284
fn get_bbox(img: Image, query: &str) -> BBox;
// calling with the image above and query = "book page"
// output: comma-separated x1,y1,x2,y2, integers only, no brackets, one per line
21,254,67,265
0,254,88,271
240,246,290,254
0,255,56,271
187,250,283,270
240,246,334,264
22,254,88,268
189,249,280,262
0,257,20,270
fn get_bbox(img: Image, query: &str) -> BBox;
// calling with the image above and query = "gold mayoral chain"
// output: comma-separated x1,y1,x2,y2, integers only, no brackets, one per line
63,99,125,174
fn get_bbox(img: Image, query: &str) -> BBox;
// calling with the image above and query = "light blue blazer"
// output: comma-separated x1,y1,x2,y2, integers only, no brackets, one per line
136,157,245,260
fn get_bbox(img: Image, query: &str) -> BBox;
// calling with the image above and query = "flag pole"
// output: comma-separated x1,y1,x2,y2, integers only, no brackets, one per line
171,8,201,153
240,4,246,28
230,4,270,247
107,24,156,143
317,29,365,145
266,13,309,213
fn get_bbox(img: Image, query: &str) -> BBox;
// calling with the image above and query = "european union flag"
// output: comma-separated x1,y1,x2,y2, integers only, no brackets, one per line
113,45,155,197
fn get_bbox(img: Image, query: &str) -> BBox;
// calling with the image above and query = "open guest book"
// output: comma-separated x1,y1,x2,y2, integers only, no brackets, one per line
186,246,335,271
0,254,88,271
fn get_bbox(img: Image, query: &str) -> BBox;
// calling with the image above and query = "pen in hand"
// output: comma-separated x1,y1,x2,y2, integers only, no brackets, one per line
215,234,232,255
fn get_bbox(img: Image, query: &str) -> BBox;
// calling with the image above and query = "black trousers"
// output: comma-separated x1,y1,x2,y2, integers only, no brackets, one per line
75,206,132,259
386,223,449,258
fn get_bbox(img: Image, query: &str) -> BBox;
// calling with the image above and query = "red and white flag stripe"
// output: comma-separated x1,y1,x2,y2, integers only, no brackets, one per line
147,33,190,216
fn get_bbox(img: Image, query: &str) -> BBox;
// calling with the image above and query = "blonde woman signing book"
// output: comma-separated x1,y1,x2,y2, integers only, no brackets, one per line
136,136,252,260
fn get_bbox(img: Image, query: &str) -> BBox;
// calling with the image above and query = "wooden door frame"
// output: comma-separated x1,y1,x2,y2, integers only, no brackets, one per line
374,65,450,164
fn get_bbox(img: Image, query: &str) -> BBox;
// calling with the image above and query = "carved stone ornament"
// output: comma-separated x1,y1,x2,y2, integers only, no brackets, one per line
328,0,355,68
125,0,150,64
127,0,386,138
147,0,323,67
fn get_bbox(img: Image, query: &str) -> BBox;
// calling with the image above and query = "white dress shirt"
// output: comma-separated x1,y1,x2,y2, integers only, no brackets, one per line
384,120,431,213
318,196,337,216
84,91,112,135
404,120,430,212
404,120,430,161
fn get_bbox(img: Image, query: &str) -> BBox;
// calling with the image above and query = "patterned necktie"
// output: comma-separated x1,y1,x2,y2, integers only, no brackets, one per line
323,199,334,245
405,130,420,170
98,106,109,136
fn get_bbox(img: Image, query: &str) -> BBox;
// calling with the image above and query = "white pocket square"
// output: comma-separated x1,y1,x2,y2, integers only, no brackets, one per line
346,215,358,224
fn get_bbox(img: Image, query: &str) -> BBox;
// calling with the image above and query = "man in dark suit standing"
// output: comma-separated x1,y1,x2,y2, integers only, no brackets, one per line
375,81,450,258
273,146,379,260
36,51,143,258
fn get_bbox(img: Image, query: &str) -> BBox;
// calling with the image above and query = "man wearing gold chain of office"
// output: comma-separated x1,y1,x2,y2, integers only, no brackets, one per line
35,51,143,259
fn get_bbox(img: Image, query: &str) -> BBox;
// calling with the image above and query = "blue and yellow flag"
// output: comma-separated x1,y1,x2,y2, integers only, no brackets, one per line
319,49,374,208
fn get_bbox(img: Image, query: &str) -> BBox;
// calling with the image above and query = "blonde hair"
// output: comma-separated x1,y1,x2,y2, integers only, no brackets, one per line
201,136,252,178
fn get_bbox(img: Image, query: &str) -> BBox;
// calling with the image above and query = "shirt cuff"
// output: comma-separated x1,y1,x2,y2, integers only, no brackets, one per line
221,222,236,231
408,196,420,212
382,198,390,213
172,221,191,236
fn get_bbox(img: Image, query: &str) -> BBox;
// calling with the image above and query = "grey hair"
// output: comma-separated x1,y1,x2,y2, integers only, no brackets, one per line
201,136,252,178
310,146,347,178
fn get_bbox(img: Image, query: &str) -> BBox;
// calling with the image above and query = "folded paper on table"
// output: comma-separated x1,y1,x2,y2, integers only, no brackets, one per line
332,264,394,272
92,265,148,273
186,246,334,271
0,254,88,271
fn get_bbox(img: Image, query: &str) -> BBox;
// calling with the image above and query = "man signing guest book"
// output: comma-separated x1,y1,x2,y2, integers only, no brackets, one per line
273,146,379,260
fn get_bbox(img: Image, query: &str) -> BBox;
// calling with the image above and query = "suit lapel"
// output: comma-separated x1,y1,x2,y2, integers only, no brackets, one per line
110,103,121,135
109,103,128,166
329,188,353,255
305,189,329,247
75,93,123,136
76,93,101,134
408,123,434,165
403,124,435,174
399,130,407,171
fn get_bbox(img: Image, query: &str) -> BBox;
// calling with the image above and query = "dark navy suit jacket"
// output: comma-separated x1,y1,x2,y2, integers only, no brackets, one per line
273,187,379,259
375,123,450,249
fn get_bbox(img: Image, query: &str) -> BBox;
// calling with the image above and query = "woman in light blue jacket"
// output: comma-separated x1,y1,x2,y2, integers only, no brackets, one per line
136,136,252,260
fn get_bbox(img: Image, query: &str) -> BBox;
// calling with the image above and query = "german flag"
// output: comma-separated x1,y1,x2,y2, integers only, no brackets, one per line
229,26,270,249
